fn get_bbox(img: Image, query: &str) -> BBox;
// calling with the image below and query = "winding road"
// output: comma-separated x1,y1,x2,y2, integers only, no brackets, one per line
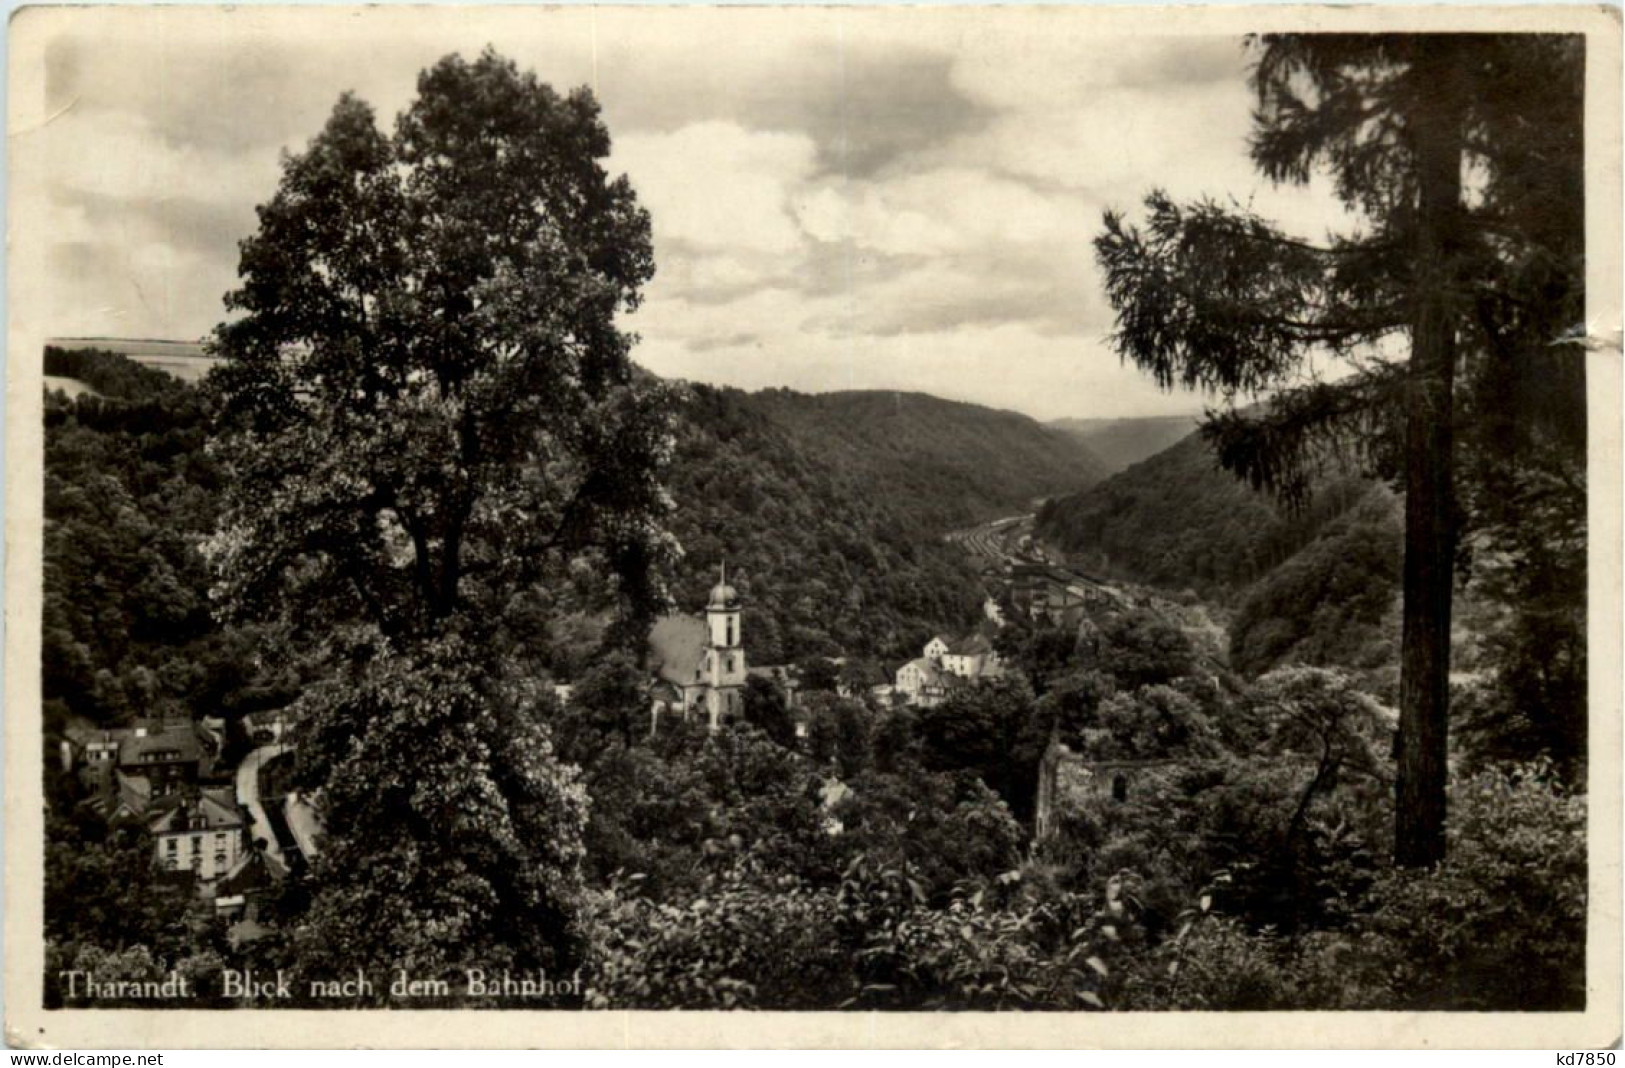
234,744,324,863
235,745,285,864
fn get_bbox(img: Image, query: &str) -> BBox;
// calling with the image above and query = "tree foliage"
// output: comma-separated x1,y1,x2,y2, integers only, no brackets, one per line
1229,491,1403,679
42,351,271,732
916,677,1047,822
207,51,674,646
559,649,650,759
289,636,590,992
206,50,667,983
740,673,797,748
1111,763,1583,1011
1096,608,1199,691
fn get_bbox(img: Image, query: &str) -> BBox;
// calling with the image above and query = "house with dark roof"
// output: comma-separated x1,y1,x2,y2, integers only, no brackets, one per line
214,846,289,922
80,769,172,827
77,770,251,888
63,717,217,799
150,786,249,883
119,721,209,794
940,631,1004,681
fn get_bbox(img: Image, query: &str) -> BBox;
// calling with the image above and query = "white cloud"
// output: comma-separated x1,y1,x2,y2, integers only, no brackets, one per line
948,34,1248,111
613,122,819,257
629,304,1199,422
42,109,280,212
32,10,1377,419
795,168,1091,258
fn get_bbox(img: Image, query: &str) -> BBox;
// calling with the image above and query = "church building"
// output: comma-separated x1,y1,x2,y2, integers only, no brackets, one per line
648,566,748,730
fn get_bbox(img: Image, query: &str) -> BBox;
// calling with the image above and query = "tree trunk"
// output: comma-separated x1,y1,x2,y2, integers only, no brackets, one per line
1395,42,1466,868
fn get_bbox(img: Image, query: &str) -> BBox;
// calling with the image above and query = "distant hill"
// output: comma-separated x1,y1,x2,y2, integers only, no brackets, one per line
1034,424,1404,680
41,348,992,684
1048,414,1200,475
45,337,219,383
41,347,1090,666
746,389,1109,532
1226,488,1402,682
47,348,1110,532
44,345,199,400
1034,427,1376,597
666,386,999,664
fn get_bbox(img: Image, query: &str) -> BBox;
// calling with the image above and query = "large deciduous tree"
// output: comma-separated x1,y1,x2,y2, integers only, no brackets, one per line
206,50,676,987
1094,35,1584,866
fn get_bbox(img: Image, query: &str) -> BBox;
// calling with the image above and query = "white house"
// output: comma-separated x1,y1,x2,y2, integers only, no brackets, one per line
895,627,1005,707
151,787,249,883
939,632,1004,681
895,656,960,708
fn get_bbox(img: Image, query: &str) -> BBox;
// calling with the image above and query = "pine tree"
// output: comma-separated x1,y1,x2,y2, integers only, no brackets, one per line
1094,34,1584,865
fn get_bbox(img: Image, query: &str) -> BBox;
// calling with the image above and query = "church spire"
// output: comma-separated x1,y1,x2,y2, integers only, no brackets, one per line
708,561,739,611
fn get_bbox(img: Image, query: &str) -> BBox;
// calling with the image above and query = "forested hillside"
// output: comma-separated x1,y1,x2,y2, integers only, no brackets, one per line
1034,429,1376,596
748,389,1109,531
42,348,288,743
37,34,1590,1019
41,354,987,737
40,346,1587,1015
1227,490,1403,683
1047,414,1198,475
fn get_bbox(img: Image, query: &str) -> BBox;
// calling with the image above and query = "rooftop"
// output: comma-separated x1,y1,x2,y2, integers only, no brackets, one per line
946,632,995,657
648,614,710,688
120,724,204,766
149,787,244,835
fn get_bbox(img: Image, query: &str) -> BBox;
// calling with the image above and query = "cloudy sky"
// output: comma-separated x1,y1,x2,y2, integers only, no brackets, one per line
26,7,1356,421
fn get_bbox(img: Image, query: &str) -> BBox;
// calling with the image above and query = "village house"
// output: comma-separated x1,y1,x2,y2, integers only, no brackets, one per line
82,769,163,826
151,786,250,882
79,776,251,887
62,717,256,889
213,842,290,925
894,655,960,708
893,626,1005,707
938,631,1005,681
62,717,218,797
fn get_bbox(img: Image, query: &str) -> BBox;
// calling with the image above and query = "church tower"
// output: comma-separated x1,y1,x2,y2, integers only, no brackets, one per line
704,563,746,728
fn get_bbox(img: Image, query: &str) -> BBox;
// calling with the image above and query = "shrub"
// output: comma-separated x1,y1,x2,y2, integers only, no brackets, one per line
834,858,1116,1010
1119,763,1586,1010
1307,761,1587,1010
585,868,850,1009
